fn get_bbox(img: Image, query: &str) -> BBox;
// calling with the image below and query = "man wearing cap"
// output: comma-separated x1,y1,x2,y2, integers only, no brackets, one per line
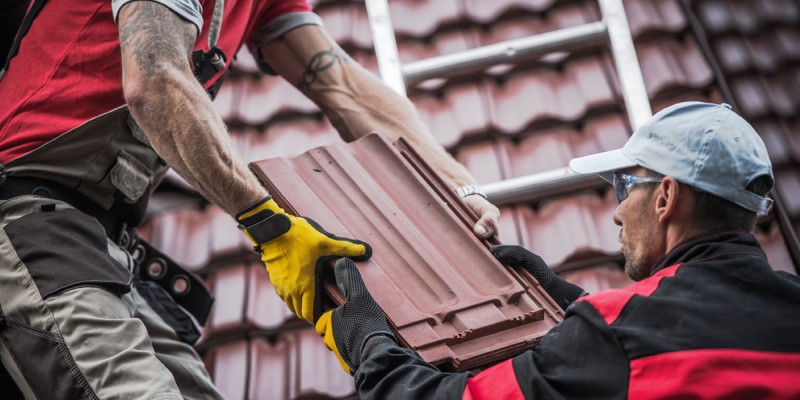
310,101,800,399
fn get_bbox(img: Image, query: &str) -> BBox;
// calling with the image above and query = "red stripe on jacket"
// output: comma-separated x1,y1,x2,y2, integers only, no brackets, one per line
581,263,683,325
629,349,800,399
462,359,525,400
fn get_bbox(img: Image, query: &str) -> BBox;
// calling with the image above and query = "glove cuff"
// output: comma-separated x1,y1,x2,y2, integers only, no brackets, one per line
236,196,291,245
235,195,285,221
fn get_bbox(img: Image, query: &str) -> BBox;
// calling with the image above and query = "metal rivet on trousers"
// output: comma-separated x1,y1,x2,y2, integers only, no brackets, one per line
172,275,190,296
131,244,147,264
147,258,167,280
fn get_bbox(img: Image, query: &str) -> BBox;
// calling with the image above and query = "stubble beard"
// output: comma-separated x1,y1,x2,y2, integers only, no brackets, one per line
621,231,650,282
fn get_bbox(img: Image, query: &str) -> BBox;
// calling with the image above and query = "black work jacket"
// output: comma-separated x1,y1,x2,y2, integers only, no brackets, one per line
355,230,800,399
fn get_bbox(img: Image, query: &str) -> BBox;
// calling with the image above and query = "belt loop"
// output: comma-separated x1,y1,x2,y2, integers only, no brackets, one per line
116,222,130,248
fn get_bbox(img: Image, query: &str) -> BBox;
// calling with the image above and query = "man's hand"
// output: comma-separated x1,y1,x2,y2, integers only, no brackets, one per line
237,196,372,324
315,258,395,375
492,245,588,310
462,195,500,239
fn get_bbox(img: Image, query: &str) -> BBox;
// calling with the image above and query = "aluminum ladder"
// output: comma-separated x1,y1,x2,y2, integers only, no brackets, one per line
363,0,652,205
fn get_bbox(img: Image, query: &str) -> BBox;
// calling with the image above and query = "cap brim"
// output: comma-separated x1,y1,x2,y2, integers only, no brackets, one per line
569,149,637,182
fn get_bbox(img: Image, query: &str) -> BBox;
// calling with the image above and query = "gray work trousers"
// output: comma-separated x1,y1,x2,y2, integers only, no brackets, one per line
0,195,223,399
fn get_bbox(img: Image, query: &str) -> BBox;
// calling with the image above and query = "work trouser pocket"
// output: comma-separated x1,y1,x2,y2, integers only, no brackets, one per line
0,314,93,399
4,207,132,299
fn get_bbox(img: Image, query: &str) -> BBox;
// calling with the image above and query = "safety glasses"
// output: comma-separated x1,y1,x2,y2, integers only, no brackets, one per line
613,173,663,203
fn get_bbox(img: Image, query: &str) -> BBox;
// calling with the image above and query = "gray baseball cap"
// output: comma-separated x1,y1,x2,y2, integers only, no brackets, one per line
569,101,774,215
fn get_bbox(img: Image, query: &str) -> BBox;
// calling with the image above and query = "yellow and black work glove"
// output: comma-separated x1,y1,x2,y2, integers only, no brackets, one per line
491,245,588,310
315,258,395,375
236,196,372,324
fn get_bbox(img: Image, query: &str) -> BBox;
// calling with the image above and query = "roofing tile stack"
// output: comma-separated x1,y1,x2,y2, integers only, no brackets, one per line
139,0,800,397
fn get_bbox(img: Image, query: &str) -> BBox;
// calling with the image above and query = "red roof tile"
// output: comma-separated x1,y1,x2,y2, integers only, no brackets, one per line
485,57,616,133
410,82,491,149
205,340,249,399
208,205,249,258
240,119,342,162
249,134,563,371
246,265,301,333
695,0,800,35
756,222,796,275
500,114,630,177
206,264,250,341
462,0,556,24
635,37,714,100
235,76,319,125
775,168,800,219
454,140,507,184
140,206,211,270
622,0,687,40
250,338,292,399
389,0,462,38
559,262,633,293
515,191,620,266
397,30,474,65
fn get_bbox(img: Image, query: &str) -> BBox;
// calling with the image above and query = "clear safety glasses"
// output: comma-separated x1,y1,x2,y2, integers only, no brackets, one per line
612,173,663,203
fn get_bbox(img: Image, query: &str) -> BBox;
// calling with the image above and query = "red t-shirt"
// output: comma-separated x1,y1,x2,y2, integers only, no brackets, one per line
0,0,313,164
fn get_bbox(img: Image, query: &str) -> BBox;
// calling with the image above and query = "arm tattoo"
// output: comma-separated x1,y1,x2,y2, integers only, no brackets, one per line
118,2,196,78
297,46,351,94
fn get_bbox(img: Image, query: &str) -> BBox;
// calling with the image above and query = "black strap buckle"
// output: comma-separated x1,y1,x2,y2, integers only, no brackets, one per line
127,232,215,326
192,46,226,85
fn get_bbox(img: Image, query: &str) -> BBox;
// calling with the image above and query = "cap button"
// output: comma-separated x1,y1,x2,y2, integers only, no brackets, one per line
721,103,732,110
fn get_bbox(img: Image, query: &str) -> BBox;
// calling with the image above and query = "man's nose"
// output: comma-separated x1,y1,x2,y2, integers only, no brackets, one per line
612,205,622,226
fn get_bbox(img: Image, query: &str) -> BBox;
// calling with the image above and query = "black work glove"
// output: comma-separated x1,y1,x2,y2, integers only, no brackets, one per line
492,245,588,310
315,258,396,375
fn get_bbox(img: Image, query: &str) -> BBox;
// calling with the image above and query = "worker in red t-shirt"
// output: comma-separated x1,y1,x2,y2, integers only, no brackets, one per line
0,0,499,398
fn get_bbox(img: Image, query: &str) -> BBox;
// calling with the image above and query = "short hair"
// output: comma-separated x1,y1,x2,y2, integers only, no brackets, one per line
642,169,771,232
689,176,771,232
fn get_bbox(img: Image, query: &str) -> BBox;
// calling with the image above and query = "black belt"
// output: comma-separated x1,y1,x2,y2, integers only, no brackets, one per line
0,176,126,241
0,176,214,326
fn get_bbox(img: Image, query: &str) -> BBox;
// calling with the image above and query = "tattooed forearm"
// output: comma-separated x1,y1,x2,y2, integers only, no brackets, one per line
118,2,196,78
296,46,350,93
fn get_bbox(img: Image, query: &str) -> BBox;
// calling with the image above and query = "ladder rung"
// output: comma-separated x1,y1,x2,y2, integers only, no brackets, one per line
482,167,605,205
402,21,607,85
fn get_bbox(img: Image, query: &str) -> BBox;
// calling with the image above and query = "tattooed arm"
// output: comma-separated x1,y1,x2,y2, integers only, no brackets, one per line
118,1,266,215
260,25,500,238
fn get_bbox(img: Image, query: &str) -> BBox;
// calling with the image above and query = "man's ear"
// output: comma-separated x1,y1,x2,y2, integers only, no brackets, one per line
655,177,681,223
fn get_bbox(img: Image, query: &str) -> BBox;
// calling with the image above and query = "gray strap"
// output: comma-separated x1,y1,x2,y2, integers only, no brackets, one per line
207,0,225,70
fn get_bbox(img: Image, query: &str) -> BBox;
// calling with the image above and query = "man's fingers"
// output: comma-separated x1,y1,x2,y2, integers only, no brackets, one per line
329,238,372,260
473,214,497,239
334,257,368,302
463,195,500,239
491,244,525,265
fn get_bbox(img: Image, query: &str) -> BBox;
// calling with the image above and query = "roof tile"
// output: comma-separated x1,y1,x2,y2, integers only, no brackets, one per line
249,134,563,371
389,0,462,38
206,264,249,340
247,265,301,333
559,262,633,293
635,37,714,100
411,82,491,149
485,57,615,133
516,191,619,266
461,0,557,24
500,114,630,177
755,222,796,275
205,340,249,400
454,140,507,184
236,77,318,125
